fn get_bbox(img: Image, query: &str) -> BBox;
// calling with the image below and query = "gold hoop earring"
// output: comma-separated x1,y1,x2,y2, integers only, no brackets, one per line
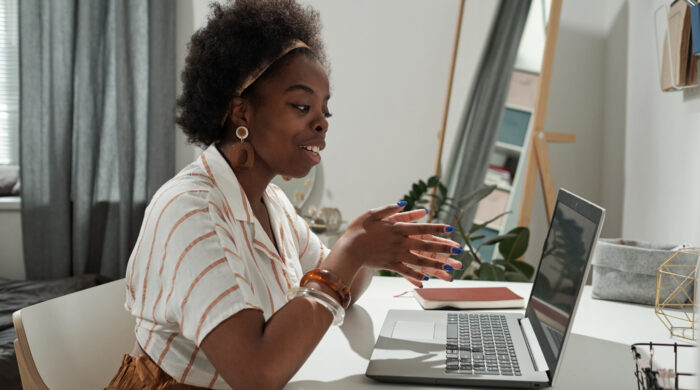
229,126,254,169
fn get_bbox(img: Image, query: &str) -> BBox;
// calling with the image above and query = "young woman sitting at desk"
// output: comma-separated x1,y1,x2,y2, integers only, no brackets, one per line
108,1,463,389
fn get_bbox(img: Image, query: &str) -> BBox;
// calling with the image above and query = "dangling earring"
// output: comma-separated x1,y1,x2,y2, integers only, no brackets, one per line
229,126,254,168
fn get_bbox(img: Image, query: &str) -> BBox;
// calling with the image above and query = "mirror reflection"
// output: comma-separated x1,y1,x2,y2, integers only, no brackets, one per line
438,0,553,263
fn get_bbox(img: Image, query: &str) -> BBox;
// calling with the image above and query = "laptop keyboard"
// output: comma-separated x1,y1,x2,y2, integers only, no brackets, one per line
446,313,521,376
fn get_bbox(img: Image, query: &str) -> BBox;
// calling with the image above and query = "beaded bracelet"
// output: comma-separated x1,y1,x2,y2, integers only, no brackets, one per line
300,268,351,309
285,286,345,326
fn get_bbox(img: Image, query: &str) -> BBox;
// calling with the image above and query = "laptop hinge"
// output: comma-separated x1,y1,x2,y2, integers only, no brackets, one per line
519,317,549,372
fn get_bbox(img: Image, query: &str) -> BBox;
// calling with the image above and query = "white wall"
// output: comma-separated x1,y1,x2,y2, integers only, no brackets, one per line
300,0,461,220
622,0,700,244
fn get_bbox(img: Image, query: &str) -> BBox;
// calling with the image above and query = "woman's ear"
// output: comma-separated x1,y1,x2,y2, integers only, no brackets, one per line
229,97,250,127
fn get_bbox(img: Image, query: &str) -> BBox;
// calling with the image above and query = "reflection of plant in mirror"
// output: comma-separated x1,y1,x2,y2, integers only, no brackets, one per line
378,176,534,282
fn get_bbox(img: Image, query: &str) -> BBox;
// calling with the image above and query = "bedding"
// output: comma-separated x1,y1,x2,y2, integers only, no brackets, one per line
0,274,109,389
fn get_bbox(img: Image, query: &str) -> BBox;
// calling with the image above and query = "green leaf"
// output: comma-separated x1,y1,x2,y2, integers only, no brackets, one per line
469,234,485,241
478,263,500,281
457,185,497,212
505,272,530,282
481,233,517,247
498,227,530,261
427,176,440,187
508,260,535,279
468,212,511,233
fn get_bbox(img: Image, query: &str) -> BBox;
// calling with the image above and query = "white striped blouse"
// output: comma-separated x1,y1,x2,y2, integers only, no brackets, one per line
124,145,329,389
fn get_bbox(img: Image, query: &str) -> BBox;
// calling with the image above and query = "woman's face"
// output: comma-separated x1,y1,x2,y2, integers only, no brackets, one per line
245,54,331,179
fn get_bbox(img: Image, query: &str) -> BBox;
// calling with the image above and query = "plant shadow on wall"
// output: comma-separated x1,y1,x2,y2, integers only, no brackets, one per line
378,176,534,282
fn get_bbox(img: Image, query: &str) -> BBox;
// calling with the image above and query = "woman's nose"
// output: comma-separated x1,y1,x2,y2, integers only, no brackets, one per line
314,115,328,134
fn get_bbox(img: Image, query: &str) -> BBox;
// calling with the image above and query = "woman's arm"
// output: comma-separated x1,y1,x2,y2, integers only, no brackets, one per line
348,266,374,306
201,203,462,390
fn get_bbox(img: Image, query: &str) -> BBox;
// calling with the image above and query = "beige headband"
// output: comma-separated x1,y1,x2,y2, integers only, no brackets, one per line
221,39,312,126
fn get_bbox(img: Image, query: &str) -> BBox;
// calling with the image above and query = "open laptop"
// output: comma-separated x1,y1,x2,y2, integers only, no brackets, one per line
366,189,605,388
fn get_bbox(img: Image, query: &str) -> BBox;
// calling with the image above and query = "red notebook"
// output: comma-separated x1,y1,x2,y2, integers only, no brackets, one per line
413,287,525,310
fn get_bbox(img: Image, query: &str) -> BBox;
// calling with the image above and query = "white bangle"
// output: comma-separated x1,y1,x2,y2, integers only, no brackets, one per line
286,286,345,326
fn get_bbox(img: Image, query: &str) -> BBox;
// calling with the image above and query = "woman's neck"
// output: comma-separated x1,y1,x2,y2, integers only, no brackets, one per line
217,141,274,212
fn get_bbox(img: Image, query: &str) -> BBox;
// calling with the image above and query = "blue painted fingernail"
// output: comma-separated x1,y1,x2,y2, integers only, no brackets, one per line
423,276,430,281
418,284,424,288
443,264,454,271
451,247,462,255
424,208,430,215
397,201,407,207
445,226,455,232
450,277,454,282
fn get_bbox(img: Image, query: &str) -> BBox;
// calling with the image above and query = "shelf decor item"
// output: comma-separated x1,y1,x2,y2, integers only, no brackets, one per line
655,247,699,341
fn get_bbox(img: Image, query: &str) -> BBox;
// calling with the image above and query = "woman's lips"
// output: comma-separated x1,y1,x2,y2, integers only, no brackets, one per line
301,148,321,164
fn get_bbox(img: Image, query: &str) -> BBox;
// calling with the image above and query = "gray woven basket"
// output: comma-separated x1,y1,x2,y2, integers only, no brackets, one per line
591,239,696,306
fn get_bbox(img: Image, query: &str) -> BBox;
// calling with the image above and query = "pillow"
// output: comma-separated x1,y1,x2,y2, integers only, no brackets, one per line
0,166,19,196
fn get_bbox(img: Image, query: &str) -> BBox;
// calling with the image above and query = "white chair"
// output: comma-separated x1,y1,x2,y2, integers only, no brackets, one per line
13,278,135,390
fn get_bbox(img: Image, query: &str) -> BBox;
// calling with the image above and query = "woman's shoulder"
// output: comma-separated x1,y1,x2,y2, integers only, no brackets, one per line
147,164,220,215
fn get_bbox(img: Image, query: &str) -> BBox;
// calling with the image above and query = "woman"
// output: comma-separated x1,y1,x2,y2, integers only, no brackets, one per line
109,1,463,389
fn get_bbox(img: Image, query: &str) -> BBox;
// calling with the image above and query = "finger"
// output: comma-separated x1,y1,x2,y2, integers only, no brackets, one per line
389,262,428,283
384,208,429,223
392,222,455,237
405,238,463,255
409,250,463,269
414,265,453,282
368,202,408,221
409,234,462,248
402,251,455,270
400,274,424,288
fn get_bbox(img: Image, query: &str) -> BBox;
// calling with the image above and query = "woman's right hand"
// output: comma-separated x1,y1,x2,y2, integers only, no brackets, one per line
325,203,463,285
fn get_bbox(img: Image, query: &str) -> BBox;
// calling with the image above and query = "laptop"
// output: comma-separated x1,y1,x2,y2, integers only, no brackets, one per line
366,189,605,388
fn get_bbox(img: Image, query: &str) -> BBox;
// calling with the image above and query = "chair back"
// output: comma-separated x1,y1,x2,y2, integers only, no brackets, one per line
13,278,134,390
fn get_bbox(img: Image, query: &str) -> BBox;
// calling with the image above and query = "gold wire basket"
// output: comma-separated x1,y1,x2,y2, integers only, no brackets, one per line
654,247,699,341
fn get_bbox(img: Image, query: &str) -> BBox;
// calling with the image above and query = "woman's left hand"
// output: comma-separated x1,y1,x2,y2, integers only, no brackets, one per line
384,209,463,287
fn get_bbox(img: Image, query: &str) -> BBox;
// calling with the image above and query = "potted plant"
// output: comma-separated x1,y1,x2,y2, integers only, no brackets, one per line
379,176,534,281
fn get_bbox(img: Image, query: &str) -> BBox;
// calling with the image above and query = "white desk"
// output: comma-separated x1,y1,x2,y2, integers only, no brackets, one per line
287,276,698,389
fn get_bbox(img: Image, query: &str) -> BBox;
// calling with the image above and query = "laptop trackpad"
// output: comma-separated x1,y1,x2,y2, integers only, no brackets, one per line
392,320,436,341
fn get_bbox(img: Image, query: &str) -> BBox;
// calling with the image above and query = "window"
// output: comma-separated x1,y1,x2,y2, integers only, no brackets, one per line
0,0,18,166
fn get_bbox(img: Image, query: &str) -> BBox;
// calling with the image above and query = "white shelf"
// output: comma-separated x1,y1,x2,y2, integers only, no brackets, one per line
494,141,523,154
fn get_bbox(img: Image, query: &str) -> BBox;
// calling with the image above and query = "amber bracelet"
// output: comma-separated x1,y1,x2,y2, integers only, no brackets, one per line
300,268,351,309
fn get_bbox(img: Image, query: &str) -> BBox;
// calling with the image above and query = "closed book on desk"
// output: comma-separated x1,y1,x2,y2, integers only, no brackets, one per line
413,287,525,310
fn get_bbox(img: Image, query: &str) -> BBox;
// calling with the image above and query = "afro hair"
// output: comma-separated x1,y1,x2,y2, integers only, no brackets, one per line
176,0,328,146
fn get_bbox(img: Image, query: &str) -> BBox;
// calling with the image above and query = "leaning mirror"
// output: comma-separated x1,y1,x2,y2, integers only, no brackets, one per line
436,0,555,262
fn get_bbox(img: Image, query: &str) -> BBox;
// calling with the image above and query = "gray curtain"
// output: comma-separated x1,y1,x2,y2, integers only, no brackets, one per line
19,0,175,280
443,0,531,230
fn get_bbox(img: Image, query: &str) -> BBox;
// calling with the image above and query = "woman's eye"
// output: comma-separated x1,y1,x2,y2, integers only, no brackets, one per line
292,104,331,119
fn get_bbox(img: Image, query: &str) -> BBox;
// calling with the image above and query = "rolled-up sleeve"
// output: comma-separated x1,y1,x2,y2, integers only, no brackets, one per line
162,197,262,346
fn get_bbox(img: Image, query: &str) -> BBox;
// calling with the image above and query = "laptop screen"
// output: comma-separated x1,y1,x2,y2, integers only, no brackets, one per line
525,190,603,380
